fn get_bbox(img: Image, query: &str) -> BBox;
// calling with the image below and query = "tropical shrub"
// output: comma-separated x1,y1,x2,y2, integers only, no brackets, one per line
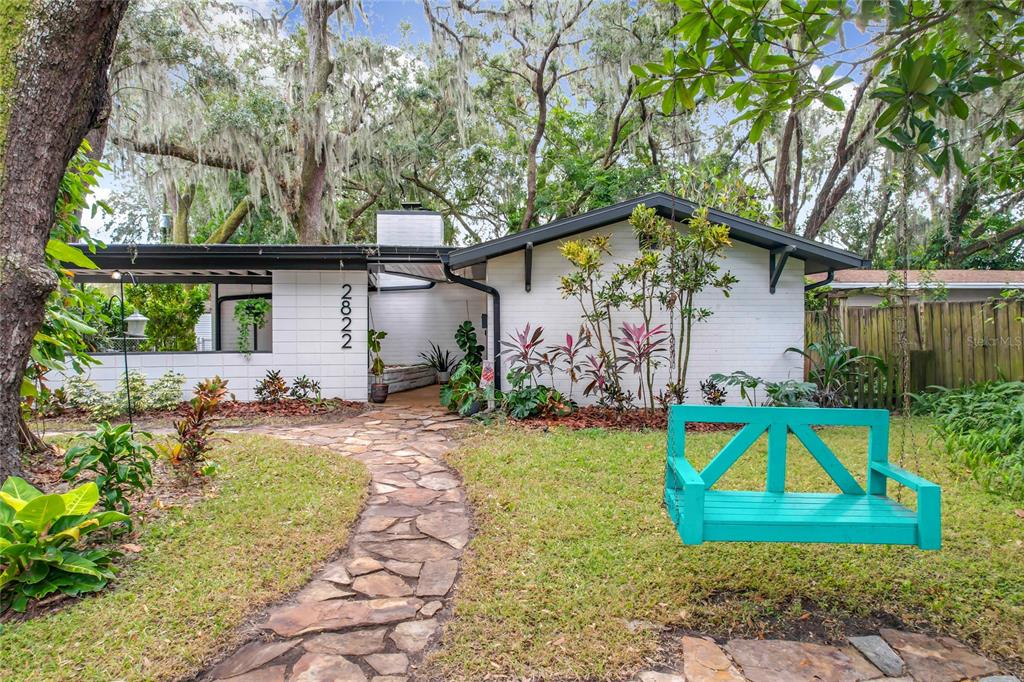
255,370,288,403
419,341,456,375
917,381,1024,500
368,329,388,379
545,326,591,400
615,322,668,410
290,375,322,401
62,370,185,419
163,377,229,483
62,422,156,519
0,477,128,612
711,371,817,407
787,323,885,407
501,324,547,384
700,378,727,405
501,370,572,419
233,297,271,353
455,321,484,367
441,362,485,416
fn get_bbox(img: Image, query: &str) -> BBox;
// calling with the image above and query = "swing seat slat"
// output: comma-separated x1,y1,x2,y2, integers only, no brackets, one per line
664,405,941,549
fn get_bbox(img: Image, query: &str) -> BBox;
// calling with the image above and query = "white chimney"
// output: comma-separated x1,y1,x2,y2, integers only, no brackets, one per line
375,206,444,246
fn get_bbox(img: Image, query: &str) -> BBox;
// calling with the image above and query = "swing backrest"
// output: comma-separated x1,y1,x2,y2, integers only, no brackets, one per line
670,405,891,495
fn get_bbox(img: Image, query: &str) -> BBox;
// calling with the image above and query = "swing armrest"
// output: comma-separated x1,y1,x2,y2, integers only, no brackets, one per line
869,462,938,492
667,455,705,488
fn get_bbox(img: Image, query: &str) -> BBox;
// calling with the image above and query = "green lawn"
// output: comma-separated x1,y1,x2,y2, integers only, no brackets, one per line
0,434,368,682
433,419,1024,681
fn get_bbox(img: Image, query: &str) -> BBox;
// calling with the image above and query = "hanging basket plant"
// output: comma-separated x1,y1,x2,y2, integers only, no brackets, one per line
233,298,271,354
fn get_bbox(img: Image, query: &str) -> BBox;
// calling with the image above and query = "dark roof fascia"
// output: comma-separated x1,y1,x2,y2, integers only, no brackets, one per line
69,244,454,272
447,192,870,273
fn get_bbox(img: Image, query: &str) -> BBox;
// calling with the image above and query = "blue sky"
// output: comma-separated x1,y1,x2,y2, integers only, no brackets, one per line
356,0,432,44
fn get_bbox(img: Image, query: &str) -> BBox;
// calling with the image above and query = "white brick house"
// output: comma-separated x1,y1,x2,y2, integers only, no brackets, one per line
66,193,867,404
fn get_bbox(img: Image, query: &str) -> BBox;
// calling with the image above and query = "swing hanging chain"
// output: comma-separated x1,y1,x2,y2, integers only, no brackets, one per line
895,149,916,502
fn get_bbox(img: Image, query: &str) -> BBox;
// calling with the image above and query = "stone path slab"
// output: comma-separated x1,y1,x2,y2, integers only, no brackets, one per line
633,633,1015,682
199,405,468,682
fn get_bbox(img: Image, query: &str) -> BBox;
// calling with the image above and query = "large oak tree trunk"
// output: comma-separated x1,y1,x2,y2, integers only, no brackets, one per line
0,1,127,481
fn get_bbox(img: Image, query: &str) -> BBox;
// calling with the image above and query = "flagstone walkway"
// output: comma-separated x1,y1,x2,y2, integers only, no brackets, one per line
200,404,467,682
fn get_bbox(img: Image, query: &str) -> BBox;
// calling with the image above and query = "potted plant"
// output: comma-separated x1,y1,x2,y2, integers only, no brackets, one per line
368,328,389,403
419,341,456,384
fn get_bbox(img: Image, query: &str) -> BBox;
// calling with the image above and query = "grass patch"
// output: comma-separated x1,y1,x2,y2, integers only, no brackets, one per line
0,433,368,682
434,419,1024,680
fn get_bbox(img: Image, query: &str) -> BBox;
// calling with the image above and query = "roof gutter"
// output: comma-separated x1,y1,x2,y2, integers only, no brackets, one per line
442,258,501,392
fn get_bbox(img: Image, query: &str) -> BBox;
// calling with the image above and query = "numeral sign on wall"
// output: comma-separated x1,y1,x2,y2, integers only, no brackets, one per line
340,283,353,349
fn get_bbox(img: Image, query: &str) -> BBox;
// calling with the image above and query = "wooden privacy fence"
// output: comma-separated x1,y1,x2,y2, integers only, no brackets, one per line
806,299,1024,407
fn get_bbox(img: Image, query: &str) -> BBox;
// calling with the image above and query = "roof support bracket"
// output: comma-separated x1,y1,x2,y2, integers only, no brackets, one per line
524,242,533,292
769,245,796,294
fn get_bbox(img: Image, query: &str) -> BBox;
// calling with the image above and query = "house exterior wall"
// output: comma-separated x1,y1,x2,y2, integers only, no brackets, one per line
61,270,369,402
369,283,486,366
485,220,806,405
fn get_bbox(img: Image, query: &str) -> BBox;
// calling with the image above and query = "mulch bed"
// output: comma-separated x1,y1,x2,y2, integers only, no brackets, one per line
522,406,738,432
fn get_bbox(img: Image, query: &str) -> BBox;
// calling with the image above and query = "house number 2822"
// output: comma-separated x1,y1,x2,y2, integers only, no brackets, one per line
340,283,353,349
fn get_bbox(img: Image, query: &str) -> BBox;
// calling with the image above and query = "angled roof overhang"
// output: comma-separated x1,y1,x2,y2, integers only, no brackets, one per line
70,244,456,284
446,192,870,275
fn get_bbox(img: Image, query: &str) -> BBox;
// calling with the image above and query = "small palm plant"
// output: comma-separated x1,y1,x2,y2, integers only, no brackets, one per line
615,322,668,410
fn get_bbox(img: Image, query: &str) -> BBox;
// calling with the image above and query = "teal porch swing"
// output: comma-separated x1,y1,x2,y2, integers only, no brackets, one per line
663,405,941,549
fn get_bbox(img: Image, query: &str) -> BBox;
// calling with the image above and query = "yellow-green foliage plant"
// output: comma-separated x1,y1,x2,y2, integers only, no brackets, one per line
0,478,127,613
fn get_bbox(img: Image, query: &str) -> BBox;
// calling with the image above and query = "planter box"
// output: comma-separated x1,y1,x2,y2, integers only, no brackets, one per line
368,364,436,393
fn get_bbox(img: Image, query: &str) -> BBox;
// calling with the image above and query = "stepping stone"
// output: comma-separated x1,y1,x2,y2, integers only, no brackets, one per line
226,665,287,682
638,673,684,682
362,504,421,518
362,539,459,562
376,474,417,489
351,571,413,597
358,517,398,533
415,511,470,548
726,639,881,682
369,677,407,682
389,618,439,652
880,629,999,682
979,676,1021,682
290,652,366,682
424,422,460,430
261,597,423,637
347,557,384,576
320,563,353,586
386,487,442,506
417,559,458,596
372,483,399,495
303,627,387,655
848,635,905,677
296,580,354,603
680,636,744,682
384,560,421,578
420,600,442,617
210,639,297,679
416,473,459,490
364,653,409,675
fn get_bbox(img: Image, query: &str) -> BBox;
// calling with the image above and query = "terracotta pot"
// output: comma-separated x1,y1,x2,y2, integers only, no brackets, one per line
369,383,389,403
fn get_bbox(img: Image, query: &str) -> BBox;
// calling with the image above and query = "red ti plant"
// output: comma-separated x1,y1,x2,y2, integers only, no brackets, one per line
501,324,545,385
546,325,591,399
615,322,668,410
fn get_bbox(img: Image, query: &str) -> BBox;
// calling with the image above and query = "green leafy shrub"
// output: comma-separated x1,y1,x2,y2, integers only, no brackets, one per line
441,362,485,416
710,371,816,407
917,381,1024,500
500,369,573,419
142,371,186,411
700,377,727,405
455,321,484,367
62,423,156,519
162,377,229,484
255,370,288,403
368,329,387,379
290,375,321,401
0,477,128,613
63,370,185,419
